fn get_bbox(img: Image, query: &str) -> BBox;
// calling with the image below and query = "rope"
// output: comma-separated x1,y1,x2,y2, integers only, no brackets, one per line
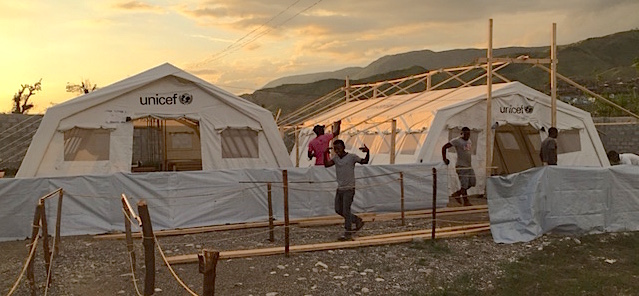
43,228,58,296
127,244,143,296
6,234,40,296
154,236,199,296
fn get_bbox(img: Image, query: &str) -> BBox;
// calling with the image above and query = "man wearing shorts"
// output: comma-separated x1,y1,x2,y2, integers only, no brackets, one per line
442,127,475,206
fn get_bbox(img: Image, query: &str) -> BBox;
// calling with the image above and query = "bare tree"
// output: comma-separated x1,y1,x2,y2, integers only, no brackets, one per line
12,79,42,114
66,79,97,94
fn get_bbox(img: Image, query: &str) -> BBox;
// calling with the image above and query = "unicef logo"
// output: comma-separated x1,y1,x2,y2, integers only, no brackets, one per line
179,93,193,105
524,106,534,114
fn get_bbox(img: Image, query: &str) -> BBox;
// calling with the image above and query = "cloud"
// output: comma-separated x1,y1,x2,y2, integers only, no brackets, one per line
112,1,164,13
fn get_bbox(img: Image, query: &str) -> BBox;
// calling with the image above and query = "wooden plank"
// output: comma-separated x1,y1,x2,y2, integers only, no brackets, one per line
165,224,491,264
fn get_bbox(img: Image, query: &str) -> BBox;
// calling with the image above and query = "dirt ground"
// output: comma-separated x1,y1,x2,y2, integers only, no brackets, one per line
1,196,539,296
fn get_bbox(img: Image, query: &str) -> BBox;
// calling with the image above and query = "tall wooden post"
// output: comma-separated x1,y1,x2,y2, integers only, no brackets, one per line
390,119,397,165
282,170,290,257
426,73,432,91
122,198,136,273
137,200,155,296
485,19,494,180
54,189,63,255
551,23,557,127
345,76,351,102
399,172,405,226
199,249,220,296
267,182,275,242
27,204,43,296
39,201,52,286
431,168,437,240
295,126,300,167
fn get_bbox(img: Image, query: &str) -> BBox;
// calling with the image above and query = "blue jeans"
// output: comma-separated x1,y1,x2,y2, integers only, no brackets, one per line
335,189,360,234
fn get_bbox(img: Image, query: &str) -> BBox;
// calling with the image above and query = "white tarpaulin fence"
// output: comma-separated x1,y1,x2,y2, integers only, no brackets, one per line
488,165,639,243
0,163,447,241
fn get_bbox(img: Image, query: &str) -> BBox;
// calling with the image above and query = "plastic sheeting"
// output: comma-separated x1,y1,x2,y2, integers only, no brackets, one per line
0,163,447,241
487,165,639,243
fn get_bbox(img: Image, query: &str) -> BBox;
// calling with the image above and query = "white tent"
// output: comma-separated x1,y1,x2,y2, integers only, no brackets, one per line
293,82,610,195
17,63,292,178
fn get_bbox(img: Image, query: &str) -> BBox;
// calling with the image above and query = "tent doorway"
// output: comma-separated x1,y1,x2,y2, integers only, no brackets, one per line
131,116,202,172
491,124,542,175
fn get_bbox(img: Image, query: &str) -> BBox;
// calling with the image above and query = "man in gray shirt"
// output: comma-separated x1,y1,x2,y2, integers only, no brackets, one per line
540,127,558,165
324,140,370,240
442,127,475,206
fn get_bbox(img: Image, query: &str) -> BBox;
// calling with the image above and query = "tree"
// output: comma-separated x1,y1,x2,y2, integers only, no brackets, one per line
66,79,97,94
12,79,42,114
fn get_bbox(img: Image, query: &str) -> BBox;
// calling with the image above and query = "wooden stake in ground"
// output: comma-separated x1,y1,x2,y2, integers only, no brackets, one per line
138,200,155,296
39,200,52,287
27,204,43,296
431,167,437,240
199,249,220,296
55,189,63,255
283,170,290,257
267,182,274,242
399,172,405,226
121,198,136,273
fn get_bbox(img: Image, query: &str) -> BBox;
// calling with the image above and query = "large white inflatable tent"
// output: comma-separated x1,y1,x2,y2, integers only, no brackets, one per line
292,82,610,195
17,63,292,178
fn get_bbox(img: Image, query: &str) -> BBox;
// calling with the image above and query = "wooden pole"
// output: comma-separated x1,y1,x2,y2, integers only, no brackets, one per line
122,198,136,273
295,126,300,167
399,172,405,226
551,22,557,127
345,76,351,102
485,18,494,182
431,168,437,240
39,201,52,286
426,73,432,90
267,183,275,242
390,119,397,165
282,170,290,257
54,189,63,255
137,200,155,296
27,204,43,296
199,249,220,296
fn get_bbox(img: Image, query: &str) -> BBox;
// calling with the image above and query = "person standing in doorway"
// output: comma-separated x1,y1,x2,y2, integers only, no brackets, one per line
324,140,369,241
442,127,475,206
308,120,341,165
540,127,558,166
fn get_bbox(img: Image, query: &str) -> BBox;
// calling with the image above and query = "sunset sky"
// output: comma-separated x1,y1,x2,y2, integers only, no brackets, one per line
2,0,638,114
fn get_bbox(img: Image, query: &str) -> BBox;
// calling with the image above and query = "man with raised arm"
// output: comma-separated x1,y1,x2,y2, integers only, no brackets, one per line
324,140,369,241
308,120,341,165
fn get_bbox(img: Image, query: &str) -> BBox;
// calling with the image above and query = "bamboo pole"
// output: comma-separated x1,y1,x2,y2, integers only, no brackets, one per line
295,126,300,167
267,183,274,242
137,200,155,296
282,170,290,257
390,119,397,165
399,172,405,226
485,18,494,181
551,23,557,127
199,249,220,296
39,201,52,286
122,198,136,273
431,168,437,240
345,76,350,102
27,204,43,296
54,189,63,255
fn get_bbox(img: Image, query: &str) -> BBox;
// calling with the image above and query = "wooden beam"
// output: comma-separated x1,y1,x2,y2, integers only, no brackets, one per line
476,57,551,64
166,224,491,264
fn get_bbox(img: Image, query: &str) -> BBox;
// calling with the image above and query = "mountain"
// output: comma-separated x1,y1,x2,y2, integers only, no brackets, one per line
243,29,639,118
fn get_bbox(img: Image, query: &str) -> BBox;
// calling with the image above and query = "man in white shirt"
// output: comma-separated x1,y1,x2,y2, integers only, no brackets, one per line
608,150,639,165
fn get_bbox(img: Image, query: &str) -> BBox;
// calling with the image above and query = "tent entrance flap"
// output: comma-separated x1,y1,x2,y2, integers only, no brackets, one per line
492,124,541,175
131,116,202,172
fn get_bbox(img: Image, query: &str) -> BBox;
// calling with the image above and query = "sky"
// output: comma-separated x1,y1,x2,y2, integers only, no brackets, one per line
1,0,638,114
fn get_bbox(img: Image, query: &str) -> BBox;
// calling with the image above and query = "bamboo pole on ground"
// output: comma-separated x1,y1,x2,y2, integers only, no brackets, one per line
39,200,52,287
282,170,290,257
54,189,63,255
199,249,220,296
399,172,405,226
27,204,43,296
431,168,437,240
122,198,136,273
267,182,275,242
137,200,155,296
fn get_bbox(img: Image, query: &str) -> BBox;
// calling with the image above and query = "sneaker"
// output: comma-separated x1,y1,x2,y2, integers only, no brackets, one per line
354,219,365,232
338,234,353,241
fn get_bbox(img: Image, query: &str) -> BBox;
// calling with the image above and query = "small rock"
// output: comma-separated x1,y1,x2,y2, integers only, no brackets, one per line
277,265,286,270
573,238,581,244
195,245,202,248
364,269,374,273
311,285,317,290
117,290,125,294
234,282,243,287
315,261,328,269
297,277,307,281
334,276,344,280
312,268,319,273
360,272,367,276
375,278,385,282
361,287,370,293
266,292,278,296
154,288,162,292
339,265,349,269
270,271,277,275
283,273,289,277
185,243,194,247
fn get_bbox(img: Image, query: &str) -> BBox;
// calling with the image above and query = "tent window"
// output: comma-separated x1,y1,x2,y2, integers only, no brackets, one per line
222,128,259,158
170,132,194,149
400,133,424,155
527,133,542,151
378,134,396,154
557,129,581,154
64,128,110,161
448,128,479,155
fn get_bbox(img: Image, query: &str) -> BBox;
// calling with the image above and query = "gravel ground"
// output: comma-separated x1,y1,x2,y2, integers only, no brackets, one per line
1,197,539,296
